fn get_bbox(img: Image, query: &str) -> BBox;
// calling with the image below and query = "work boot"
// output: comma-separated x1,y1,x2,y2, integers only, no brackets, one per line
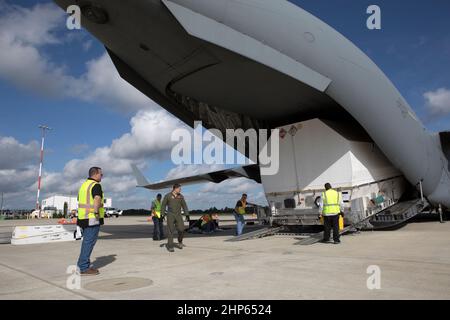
333,240,341,244
166,244,175,252
80,268,99,276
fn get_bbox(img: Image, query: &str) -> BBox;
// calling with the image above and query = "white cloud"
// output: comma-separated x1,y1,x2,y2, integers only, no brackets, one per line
55,110,181,189
0,109,185,208
63,146,134,180
0,2,73,96
0,2,155,113
68,53,154,113
110,109,185,160
182,178,267,210
0,166,38,194
202,178,267,207
0,2,62,46
424,88,450,115
0,117,266,209
0,136,41,206
0,136,39,170
0,133,267,210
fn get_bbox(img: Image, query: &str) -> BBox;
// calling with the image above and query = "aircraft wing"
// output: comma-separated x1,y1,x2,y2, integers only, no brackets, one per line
161,0,332,92
131,164,261,190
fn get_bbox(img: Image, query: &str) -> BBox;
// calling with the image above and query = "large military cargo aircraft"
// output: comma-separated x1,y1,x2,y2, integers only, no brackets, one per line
55,0,450,228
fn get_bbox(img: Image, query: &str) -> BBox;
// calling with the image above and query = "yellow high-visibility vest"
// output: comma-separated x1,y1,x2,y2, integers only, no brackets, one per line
77,179,104,221
237,200,246,215
322,189,341,215
152,200,161,218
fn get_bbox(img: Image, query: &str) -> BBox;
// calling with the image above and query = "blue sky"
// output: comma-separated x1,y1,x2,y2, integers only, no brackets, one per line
0,0,449,210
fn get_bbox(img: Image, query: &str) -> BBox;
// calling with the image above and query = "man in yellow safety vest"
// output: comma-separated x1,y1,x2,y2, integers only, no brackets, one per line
76,167,105,275
319,183,344,244
234,194,255,236
151,194,164,241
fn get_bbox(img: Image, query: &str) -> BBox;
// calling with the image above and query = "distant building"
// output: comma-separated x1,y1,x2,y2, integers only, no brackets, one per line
41,195,112,213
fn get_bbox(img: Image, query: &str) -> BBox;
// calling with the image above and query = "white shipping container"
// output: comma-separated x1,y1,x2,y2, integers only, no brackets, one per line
262,118,406,222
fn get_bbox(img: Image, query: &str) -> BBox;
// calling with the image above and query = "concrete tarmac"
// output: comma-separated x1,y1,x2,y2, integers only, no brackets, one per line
0,216,449,300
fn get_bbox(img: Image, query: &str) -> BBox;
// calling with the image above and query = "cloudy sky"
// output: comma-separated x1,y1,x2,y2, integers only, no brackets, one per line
0,0,449,210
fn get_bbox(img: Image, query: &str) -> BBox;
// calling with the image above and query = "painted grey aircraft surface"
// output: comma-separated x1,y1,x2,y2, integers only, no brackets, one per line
54,0,450,222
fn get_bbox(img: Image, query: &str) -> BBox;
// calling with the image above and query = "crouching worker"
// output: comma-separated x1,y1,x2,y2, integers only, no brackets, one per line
200,213,218,233
151,194,164,241
187,214,221,234
161,184,190,252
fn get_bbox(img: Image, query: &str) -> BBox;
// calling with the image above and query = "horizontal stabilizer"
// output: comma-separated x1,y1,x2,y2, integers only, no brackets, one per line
139,164,261,190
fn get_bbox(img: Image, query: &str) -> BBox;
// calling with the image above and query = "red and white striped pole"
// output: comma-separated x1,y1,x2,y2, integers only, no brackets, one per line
36,125,51,216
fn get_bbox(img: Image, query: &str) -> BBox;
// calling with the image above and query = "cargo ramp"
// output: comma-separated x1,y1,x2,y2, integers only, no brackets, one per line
226,199,427,243
295,199,428,245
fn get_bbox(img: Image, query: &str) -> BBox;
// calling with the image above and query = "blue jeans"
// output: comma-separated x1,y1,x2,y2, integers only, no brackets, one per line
152,216,164,240
233,213,245,236
77,225,100,272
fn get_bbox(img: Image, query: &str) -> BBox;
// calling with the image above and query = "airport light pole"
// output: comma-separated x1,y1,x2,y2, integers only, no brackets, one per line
36,125,52,216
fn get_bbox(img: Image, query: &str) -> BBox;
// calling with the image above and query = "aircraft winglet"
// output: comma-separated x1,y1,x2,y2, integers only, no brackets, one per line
131,164,150,187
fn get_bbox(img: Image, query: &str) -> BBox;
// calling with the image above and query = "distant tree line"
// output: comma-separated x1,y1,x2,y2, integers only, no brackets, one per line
122,207,237,216
190,206,237,214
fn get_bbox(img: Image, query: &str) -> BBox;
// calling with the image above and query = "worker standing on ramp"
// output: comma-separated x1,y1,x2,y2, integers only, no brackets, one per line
234,194,256,236
319,183,344,244
161,184,190,252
